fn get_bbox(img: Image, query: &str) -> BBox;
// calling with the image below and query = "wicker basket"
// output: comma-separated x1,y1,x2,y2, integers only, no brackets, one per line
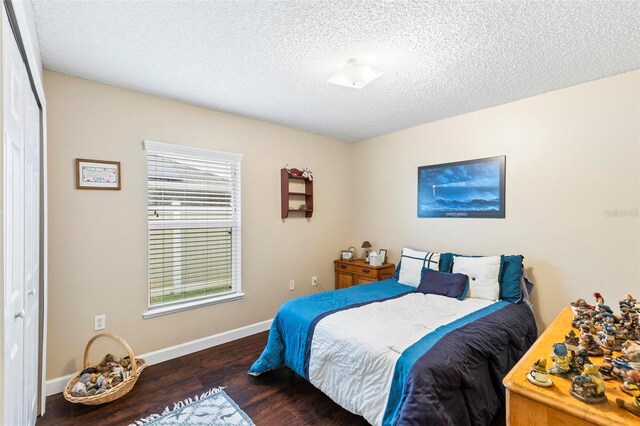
63,333,146,405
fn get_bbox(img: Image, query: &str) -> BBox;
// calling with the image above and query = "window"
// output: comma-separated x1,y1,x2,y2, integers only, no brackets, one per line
143,141,242,318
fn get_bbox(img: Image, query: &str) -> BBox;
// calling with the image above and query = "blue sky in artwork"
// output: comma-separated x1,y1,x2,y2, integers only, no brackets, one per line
418,158,501,214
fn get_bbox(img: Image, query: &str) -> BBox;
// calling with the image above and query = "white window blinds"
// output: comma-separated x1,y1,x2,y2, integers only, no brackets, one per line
145,141,242,310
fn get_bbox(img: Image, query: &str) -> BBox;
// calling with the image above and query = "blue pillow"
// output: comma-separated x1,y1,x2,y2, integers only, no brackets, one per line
499,255,524,302
417,268,469,300
438,253,454,272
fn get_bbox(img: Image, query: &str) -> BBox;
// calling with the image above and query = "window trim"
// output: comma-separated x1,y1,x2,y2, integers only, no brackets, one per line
143,140,242,319
142,291,245,319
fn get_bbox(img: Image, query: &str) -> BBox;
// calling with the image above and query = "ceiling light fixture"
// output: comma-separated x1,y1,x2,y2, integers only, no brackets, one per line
327,58,383,89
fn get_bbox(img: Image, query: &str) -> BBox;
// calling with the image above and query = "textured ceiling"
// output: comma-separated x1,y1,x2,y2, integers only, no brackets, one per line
32,1,639,142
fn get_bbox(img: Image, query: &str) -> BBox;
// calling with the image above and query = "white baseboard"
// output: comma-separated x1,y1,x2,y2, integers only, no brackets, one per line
45,318,273,396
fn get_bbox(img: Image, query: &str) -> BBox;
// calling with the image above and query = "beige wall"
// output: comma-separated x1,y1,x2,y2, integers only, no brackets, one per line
45,71,354,378
45,69,639,380
352,70,640,331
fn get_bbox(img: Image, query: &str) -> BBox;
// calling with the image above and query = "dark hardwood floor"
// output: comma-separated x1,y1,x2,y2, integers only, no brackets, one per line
37,331,369,425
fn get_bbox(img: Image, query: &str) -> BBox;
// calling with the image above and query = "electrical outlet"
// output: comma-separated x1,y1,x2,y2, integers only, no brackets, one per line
312,276,318,286
289,280,295,291
94,314,106,331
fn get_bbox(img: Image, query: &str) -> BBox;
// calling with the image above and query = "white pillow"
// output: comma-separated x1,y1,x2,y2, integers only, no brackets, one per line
398,247,440,287
452,255,501,301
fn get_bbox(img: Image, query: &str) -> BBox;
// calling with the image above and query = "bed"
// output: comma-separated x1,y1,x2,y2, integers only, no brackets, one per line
249,278,537,426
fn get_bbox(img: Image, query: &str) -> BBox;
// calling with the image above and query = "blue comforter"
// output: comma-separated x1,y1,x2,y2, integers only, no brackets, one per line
249,280,537,425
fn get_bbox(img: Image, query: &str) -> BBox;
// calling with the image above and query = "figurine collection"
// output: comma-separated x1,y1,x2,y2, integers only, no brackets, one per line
69,353,137,397
528,292,640,416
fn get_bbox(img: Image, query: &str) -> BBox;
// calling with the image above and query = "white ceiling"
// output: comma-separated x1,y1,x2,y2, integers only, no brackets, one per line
32,1,639,142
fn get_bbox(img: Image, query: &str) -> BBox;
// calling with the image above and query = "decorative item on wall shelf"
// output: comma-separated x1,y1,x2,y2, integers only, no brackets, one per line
302,167,313,181
285,164,313,180
76,158,121,190
417,155,505,218
281,165,313,219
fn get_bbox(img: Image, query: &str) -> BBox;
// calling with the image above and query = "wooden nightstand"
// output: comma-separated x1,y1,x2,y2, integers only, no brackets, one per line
334,259,395,290
503,306,638,425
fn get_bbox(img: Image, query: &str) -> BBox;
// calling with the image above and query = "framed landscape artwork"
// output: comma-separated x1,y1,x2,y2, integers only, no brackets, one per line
417,156,505,218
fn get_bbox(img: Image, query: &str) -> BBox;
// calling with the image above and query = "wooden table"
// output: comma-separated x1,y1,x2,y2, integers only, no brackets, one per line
503,306,640,425
334,259,395,289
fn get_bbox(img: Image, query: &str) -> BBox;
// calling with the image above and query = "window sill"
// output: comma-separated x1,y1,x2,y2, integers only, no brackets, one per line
142,292,245,319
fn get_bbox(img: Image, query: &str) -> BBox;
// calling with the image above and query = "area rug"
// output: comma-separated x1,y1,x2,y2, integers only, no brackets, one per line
131,387,255,426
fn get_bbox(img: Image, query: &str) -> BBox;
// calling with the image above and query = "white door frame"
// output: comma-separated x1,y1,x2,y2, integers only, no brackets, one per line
2,0,48,417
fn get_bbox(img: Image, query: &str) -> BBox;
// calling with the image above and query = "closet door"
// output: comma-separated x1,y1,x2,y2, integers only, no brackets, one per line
24,70,40,426
3,10,26,426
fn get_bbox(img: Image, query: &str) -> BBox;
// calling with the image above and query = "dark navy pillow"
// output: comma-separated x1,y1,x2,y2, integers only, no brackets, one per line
417,268,468,300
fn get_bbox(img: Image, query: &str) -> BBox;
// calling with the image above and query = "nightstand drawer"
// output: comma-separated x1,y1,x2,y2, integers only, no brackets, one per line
335,262,377,277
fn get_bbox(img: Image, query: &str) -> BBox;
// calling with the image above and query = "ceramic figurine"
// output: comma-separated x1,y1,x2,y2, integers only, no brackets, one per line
550,343,574,377
302,167,313,181
585,319,598,334
616,396,640,417
565,330,580,352
600,349,615,380
599,304,614,315
622,341,640,357
569,364,607,404
612,359,632,381
592,313,603,328
620,306,631,324
627,325,640,341
579,330,603,357
621,370,640,397
617,327,630,341
594,292,605,305
630,313,640,340
599,324,622,351
527,359,553,387
572,309,586,329
620,294,637,310
602,312,618,324
570,298,593,312
573,348,592,372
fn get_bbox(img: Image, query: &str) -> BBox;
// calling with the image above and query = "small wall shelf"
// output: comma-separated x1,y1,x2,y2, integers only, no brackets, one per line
281,168,313,219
